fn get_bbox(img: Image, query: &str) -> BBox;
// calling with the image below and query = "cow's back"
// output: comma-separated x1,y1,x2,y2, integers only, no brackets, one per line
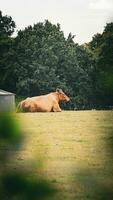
30,94,56,112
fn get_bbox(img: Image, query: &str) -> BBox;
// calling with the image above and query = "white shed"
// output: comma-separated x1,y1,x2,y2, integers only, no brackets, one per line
0,90,15,112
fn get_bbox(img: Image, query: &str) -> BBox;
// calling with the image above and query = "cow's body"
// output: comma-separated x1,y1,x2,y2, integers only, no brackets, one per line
17,89,70,112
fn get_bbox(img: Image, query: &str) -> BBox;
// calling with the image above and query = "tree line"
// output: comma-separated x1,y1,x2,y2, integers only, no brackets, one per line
0,11,113,109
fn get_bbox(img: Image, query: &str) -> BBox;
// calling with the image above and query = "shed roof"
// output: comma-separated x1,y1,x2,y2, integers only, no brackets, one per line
0,89,15,96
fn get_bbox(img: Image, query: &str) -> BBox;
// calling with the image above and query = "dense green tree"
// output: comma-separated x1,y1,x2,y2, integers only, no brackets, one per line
14,21,67,96
0,11,16,92
88,23,113,107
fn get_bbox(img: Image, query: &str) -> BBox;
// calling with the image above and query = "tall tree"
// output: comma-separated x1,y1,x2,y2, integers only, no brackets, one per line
0,11,16,92
14,21,67,96
88,23,113,107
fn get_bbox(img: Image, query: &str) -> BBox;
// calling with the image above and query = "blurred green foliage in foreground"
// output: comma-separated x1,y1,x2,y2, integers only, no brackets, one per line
0,113,57,200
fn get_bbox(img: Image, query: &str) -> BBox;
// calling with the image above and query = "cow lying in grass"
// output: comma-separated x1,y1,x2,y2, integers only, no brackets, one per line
17,89,70,112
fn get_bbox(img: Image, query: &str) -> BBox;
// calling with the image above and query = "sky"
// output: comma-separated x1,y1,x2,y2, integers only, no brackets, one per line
1,0,113,44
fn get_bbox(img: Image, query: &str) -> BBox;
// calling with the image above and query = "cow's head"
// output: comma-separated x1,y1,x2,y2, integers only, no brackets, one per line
56,88,70,102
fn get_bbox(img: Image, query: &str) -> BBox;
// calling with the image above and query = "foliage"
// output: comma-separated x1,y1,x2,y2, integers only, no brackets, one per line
0,113,57,200
87,23,113,107
0,11,16,92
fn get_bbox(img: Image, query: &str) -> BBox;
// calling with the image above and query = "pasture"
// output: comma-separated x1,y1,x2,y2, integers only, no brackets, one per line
4,111,113,199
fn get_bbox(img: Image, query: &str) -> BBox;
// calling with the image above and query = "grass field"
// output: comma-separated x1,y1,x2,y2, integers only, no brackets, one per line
3,111,113,200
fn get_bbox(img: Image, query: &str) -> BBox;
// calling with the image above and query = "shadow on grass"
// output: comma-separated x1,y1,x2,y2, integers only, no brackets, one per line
72,113,113,200
73,168,113,200
0,112,57,200
0,171,57,200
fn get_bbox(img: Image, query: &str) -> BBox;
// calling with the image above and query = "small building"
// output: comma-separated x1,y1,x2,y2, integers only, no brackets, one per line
0,89,15,112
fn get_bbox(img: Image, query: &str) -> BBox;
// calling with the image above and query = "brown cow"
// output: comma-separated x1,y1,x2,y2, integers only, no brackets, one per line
17,89,70,112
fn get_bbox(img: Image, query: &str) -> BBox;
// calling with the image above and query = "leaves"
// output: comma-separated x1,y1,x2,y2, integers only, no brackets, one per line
87,22,113,106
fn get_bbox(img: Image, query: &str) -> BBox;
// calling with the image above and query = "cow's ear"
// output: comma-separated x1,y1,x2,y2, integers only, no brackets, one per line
59,89,63,93
56,88,60,92
56,88,62,93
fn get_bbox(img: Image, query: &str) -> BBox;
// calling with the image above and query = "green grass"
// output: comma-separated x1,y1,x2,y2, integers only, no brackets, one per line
3,111,113,199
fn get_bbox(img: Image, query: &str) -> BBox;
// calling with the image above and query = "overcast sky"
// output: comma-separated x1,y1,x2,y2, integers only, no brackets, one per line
1,0,113,44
